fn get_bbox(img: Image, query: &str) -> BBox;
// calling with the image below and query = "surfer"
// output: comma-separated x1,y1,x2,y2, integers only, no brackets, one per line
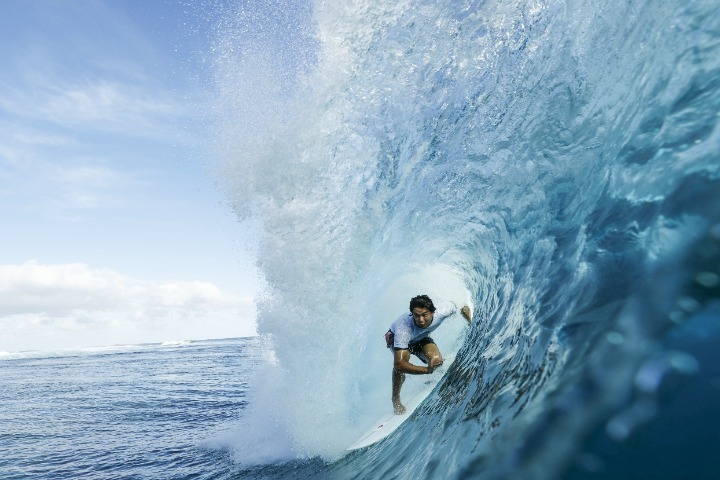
386,295,472,414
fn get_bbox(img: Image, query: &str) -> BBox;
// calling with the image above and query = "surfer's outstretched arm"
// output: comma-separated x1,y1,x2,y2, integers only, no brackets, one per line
393,349,434,375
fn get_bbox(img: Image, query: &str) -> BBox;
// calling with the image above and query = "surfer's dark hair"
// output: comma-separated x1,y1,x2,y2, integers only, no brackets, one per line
409,295,436,312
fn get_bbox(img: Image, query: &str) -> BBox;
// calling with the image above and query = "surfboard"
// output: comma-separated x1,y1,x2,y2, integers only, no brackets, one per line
347,354,455,450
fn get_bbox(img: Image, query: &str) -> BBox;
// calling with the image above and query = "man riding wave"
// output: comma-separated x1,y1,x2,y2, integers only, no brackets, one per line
386,295,472,414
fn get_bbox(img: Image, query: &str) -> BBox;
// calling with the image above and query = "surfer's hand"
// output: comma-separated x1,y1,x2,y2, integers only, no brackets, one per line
427,357,443,374
461,306,472,324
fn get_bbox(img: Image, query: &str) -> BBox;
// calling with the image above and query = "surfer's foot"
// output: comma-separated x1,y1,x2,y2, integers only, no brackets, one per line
392,399,406,415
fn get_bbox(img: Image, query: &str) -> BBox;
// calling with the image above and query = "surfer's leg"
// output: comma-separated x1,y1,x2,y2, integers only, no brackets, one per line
423,342,443,369
392,368,406,415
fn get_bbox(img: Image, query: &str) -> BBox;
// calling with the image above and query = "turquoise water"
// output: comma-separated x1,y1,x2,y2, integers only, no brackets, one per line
212,0,720,478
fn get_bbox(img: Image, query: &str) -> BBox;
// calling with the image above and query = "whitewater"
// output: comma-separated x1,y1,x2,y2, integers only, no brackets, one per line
208,0,720,478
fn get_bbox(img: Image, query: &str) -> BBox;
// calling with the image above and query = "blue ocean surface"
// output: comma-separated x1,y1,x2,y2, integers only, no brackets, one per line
0,338,332,479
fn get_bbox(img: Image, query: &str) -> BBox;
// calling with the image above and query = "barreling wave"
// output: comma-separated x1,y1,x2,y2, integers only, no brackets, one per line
210,0,720,478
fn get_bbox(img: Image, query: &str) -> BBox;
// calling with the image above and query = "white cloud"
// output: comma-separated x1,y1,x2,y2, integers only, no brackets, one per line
0,143,137,221
0,1,205,223
48,164,136,215
0,261,257,352
0,0,195,140
0,80,188,140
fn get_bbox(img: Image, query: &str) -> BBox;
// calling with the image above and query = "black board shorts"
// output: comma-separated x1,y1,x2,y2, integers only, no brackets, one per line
385,330,435,365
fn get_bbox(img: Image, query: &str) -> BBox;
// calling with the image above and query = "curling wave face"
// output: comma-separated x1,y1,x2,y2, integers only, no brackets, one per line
211,0,720,477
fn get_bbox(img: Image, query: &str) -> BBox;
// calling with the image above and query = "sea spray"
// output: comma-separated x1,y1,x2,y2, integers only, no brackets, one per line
210,0,720,477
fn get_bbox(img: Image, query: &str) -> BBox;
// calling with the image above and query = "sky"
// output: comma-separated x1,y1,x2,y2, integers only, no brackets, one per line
0,0,262,352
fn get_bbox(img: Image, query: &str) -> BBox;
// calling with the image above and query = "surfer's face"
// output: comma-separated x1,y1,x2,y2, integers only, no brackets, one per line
412,307,434,328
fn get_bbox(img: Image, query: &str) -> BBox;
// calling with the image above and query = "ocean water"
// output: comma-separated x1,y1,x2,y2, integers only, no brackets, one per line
5,0,719,478
209,0,720,478
0,338,289,479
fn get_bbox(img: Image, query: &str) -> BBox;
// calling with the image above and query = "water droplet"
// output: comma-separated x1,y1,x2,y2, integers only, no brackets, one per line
606,331,624,345
668,352,699,375
695,272,719,288
677,296,701,312
710,223,720,240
